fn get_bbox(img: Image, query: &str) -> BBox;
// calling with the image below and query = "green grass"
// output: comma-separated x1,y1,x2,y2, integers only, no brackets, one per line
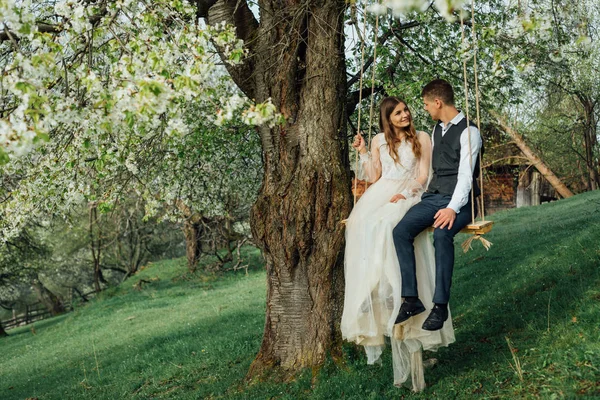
2,192,600,399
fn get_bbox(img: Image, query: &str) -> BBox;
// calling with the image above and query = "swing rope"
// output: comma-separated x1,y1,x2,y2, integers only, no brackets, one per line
471,0,486,223
460,10,476,226
459,3,493,252
352,4,369,208
351,4,380,206
365,11,380,191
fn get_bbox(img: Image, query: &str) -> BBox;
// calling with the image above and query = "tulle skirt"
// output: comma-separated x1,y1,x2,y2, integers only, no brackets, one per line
341,176,455,387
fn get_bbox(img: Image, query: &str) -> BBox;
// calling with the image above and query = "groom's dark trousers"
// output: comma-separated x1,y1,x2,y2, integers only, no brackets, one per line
392,192,476,304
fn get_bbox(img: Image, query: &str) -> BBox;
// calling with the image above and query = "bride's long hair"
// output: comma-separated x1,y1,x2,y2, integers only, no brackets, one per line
379,97,422,164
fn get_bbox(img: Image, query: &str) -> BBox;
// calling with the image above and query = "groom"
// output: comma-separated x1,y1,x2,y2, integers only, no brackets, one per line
392,79,482,331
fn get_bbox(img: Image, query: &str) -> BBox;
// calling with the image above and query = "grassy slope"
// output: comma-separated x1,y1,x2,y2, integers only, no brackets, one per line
1,191,599,399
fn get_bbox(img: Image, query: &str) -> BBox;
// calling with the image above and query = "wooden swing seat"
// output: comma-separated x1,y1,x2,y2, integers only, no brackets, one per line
427,220,494,234
461,220,494,234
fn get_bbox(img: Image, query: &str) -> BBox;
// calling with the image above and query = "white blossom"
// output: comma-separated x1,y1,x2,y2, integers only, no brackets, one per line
0,0,277,240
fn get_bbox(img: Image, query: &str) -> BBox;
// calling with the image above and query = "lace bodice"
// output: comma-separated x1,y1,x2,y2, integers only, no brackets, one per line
376,133,418,181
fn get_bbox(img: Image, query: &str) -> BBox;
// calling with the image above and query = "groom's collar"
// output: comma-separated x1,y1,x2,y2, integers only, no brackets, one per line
438,111,465,130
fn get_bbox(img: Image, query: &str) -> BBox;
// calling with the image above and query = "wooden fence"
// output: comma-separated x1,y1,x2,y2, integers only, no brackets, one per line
2,290,96,331
2,304,56,330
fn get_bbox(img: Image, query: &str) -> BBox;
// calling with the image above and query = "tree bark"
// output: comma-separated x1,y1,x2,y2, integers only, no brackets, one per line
182,218,204,273
578,94,599,190
199,0,351,375
32,278,65,316
250,1,350,374
492,111,574,199
89,203,107,293
176,200,205,273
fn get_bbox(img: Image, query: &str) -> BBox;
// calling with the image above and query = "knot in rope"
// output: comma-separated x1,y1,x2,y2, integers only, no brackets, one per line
461,234,493,253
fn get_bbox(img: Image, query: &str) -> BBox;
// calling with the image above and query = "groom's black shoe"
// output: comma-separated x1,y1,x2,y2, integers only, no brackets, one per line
421,304,449,331
394,298,425,324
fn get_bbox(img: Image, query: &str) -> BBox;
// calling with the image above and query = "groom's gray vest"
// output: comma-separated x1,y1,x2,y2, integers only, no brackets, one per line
427,117,482,198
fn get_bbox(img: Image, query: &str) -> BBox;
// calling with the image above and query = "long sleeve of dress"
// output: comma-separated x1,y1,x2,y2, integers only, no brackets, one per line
355,134,382,183
399,132,432,199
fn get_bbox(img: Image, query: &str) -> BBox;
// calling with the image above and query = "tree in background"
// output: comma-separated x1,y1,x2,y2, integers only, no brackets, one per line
351,0,596,198
0,229,66,327
149,97,263,273
496,0,600,192
474,1,600,197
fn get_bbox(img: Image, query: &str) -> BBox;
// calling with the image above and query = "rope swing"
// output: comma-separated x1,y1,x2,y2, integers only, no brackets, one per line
347,1,494,252
351,5,381,206
458,1,494,252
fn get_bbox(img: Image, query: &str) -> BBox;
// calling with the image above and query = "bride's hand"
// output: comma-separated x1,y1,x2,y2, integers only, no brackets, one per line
352,132,366,153
390,194,406,203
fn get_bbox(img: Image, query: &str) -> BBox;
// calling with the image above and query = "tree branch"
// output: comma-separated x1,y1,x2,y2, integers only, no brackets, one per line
196,0,258,98
0,23,61,42
346,85,385,120
347,30,394,88
482,155,530,168
100,265,128,274
389,28,462,83
491,110,575,198
0,2,110,43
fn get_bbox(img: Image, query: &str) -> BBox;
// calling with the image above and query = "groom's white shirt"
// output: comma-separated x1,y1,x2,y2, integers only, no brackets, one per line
431,112,482,214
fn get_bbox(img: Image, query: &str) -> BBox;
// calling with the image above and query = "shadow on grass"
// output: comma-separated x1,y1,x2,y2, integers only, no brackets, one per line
3,305,266,400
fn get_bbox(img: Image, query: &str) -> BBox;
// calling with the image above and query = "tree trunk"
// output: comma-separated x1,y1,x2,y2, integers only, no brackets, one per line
516,168,532,208
89,203,107,293
579,94,599,190
125,214,146,276
182,218,204,273
176,200,205,273
248,2,350,374
530,171,541,206
32,279,65,316
492,111,574,199
199,0,351,375
0,322,7,337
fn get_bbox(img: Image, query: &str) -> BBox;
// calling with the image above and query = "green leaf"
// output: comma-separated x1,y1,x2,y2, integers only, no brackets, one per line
36,132,50,143
124,111,136,128
18,22,32,35
97,201,114,213
15,81,36,93
0,147,9,165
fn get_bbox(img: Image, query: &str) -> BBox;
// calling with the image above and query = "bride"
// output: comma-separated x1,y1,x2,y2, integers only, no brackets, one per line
341,97,455,389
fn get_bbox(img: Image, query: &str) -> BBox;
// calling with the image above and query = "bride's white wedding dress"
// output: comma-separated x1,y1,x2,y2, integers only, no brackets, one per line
341,132,455,388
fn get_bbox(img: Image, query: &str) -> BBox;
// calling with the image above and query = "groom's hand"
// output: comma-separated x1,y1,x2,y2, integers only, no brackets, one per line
433,208,456,230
